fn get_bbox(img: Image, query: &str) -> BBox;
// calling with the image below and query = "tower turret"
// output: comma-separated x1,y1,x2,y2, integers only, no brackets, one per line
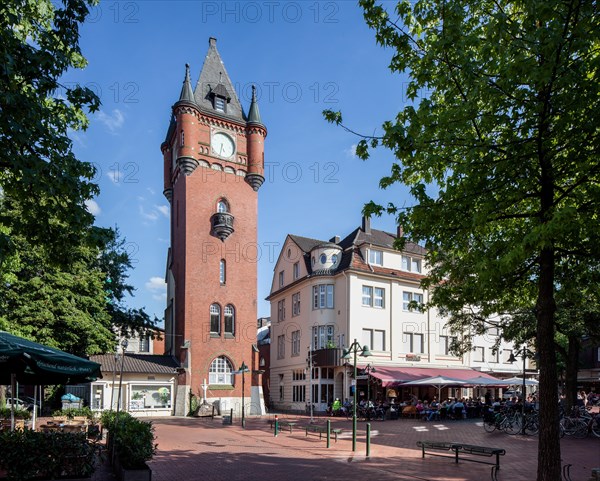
245,85,266,191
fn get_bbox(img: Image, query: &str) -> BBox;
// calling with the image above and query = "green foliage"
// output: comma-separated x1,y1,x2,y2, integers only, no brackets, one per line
0,0,101,266
100,410,157,468
327,1,600,479
0,408,30,420
0,430,95,481
52,406,94,420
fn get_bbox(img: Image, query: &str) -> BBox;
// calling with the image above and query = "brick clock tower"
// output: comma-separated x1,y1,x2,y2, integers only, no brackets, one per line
161,38,266,416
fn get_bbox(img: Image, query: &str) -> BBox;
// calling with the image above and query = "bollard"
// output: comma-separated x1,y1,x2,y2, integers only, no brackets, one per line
326,419,331,448
274,415,279,437
229,408,233,425
366,423,371,458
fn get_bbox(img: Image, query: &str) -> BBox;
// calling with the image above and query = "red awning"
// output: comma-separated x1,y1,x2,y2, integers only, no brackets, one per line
368,366,500,387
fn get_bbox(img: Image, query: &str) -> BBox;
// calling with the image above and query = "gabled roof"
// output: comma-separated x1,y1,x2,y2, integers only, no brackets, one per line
288,234,327,253
194,38,245,121
90,354,179,374
339,227,426,256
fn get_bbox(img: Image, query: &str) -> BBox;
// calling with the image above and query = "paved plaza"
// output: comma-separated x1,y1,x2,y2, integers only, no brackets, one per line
93,414,599,481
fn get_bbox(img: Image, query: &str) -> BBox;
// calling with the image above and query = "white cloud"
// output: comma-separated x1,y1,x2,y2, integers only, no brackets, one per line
85,199,101,215
97,109,125,133
139,205,159,221
147,187,156,195
146,276,166,301
155,205,169,218
106,169,121,184
345,144,357,158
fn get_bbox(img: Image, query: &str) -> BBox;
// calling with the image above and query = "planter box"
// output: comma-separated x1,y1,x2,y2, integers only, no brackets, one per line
119,464,152,481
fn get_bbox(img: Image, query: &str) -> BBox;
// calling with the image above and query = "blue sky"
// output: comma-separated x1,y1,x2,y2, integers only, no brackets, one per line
66,0,417,321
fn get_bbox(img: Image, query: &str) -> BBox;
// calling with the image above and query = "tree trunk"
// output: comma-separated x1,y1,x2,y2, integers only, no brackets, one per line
564,335,580,413
536,254,561,481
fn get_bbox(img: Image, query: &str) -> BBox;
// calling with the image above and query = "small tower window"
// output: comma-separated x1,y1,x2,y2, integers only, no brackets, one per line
215,97,226,112
210,304,221,335
320,254,327,264
217,199,229,213
180,130,185,146
220,259,226,284
224,305,235,335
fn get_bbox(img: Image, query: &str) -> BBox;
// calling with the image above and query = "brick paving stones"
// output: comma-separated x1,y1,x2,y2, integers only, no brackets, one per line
93,415,599,481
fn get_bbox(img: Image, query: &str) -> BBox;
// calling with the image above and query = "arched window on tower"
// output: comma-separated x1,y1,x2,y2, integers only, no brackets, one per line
224,305,235,336
210,303,221,335
217,199,229,213
180,130,185,146
220,259,226,285
209,356,233,385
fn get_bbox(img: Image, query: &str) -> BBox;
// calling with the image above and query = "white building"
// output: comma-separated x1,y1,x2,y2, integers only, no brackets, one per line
268,217,523,411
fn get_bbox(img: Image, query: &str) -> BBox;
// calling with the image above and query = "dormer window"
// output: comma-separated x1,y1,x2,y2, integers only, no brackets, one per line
215,96,226,112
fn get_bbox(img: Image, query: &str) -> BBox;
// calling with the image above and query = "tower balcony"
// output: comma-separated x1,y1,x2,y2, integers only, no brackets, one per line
210,212,234,241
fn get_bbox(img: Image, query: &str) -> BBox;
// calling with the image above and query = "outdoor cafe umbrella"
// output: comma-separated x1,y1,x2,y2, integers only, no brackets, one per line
464,375,509,387
503,376,539,386
401,375,468,400
0,331,102,385
0,331,102,430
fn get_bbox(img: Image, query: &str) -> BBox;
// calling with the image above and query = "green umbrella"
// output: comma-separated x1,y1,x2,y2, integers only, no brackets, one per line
0,331,102,385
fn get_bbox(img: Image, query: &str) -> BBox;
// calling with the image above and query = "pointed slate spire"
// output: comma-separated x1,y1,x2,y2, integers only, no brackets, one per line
178,63,195,104
247,85,263,125
194,37,245,120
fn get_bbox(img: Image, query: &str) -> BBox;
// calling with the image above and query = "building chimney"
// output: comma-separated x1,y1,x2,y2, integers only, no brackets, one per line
362,216,371,234
329,236,341,244
397,225,404,238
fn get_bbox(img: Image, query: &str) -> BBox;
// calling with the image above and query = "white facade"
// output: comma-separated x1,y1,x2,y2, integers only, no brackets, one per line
268,220,522,411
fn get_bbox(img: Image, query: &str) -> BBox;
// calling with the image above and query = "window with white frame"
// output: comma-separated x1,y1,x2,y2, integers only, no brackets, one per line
474,346,485,362
362,286,373,306
402,291,423,311
313,284,334,309
292,292,301,316
374,287,384,308
292,369,306,381
403,332,424,353
293,262,300,279
291,330,300,356
219,259,226,284
210,304,221,334
129,384,172,410
439,335,457,355
279,270,284,287
139,334,150,353
224,305,235,335
401,255,422,273
277,299,286,322
312,325,334,350
209,356,233,385
362,328,385,351
277,335,285,359
368,249,383,265
217,199,229,213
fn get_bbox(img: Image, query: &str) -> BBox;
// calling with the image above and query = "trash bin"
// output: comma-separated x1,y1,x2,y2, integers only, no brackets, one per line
222,415,231,425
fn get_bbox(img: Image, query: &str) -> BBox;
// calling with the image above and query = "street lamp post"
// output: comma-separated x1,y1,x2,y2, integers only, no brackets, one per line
342,339,372,452
236,362,249,428
115,339,128,416
508,345,530,435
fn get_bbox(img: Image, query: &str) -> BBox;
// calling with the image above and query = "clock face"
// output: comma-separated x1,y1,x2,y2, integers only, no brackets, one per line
212,132,235,158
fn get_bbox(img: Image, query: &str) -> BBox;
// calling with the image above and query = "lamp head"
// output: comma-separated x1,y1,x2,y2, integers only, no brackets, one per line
121,339,129,350
360,345,372,357
239,361,248,372
341,348,352,360
507,353,517,364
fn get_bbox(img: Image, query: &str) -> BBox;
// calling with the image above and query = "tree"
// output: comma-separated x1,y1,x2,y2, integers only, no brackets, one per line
0,202,157,356
325,1,600,480
0,0,100,267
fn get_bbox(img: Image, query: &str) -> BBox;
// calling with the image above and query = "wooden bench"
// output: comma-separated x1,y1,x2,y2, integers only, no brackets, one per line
416,441,506,469
305,424,343,442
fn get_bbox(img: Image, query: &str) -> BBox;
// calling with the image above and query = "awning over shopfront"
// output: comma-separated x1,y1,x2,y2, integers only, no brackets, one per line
368,366,500,387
